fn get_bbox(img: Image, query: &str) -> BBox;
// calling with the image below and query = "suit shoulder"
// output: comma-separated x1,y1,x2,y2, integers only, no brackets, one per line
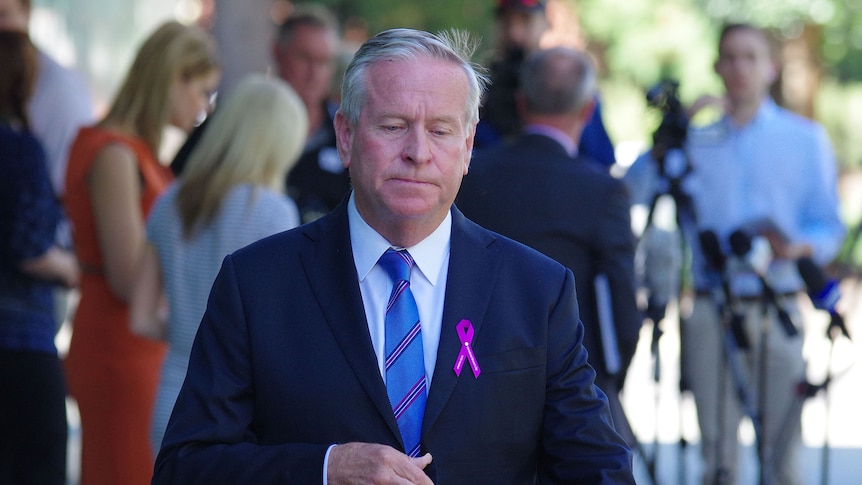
468,218,570,276
230,217,317,266
570,155,627,192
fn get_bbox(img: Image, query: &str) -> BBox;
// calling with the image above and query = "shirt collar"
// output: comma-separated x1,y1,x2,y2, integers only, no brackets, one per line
523,123,578,157
348,193,451,286
722,97,778,132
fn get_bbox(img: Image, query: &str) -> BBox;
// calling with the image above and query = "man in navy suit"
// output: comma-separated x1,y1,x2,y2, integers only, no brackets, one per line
458,46,642,445
153,28,634,484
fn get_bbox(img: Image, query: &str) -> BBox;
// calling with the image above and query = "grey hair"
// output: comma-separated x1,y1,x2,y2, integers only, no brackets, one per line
519,46,596,115
338,28,488,129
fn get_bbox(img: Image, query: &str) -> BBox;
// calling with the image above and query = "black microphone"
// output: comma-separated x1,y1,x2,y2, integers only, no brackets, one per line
728,230,799,337
699,230,725,272
729,229,774,275
797,258,852,341
699,230,750,348
728,230,751,258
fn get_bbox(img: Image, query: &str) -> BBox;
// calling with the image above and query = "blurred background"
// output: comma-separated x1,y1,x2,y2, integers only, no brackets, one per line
30,1,861,483
32,0,862,268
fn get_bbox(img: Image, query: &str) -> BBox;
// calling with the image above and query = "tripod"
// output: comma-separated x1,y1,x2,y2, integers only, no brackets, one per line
627,80,697,485
633,143,698,485
698,232,811,485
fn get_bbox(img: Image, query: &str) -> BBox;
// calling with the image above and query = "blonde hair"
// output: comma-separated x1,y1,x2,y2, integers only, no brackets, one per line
102,21,219,155
176,74,308,238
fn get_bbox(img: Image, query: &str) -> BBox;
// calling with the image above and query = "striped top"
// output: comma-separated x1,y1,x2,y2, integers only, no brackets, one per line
147,182,299,452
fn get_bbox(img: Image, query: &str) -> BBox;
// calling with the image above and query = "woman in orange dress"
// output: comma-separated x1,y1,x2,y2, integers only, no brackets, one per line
63,21,219,485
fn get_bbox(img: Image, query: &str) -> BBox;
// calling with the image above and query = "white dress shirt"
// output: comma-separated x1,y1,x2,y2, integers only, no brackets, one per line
348,193,451,388
323,193,452,481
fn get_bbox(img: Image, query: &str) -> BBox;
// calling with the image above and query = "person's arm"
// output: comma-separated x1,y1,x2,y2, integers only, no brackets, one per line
153,254,432,485
87,142,147,301
153,254,327,484
7,132,78,288
539,268,636,484
795,125,846,264
130,242,167,340
20,246,79,288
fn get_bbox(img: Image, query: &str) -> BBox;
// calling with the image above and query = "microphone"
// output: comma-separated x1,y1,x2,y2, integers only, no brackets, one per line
797,258,852,340
642,226,681,323
699,230,750,348
728,229,798,337
699,230,725,272
729,230,772,275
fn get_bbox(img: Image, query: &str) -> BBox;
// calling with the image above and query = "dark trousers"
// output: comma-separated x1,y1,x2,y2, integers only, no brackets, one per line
0,349,67,484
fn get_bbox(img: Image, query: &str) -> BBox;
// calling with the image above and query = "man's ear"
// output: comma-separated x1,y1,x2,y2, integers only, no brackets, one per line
577,96,596,125
334,110,353,168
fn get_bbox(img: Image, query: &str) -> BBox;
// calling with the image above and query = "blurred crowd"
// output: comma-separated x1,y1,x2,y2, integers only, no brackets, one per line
0,0,850,484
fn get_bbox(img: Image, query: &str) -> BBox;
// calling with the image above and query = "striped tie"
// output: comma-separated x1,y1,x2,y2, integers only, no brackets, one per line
378,248,427,457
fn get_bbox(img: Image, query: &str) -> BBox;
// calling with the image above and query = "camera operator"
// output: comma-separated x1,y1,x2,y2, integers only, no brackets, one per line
475,0,616,168
626,23,845,485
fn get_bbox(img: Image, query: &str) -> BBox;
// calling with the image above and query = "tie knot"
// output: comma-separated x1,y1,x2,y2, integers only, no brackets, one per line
379,248,414,283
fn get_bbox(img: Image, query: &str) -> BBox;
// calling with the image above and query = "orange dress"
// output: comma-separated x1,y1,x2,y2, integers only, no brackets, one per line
63,127,172,485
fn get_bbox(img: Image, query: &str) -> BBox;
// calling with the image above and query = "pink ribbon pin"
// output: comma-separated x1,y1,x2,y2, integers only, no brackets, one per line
453,319,481,378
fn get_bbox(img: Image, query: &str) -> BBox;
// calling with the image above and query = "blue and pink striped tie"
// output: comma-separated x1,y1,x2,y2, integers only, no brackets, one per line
379,248,427,457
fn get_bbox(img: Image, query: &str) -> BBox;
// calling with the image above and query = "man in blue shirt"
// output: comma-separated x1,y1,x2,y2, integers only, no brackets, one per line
632,23,845,485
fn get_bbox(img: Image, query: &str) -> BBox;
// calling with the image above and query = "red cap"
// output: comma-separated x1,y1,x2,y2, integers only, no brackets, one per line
495,0,546,14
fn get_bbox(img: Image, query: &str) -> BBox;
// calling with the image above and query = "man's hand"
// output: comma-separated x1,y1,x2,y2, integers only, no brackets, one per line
328,442,433,484
761,229,813,261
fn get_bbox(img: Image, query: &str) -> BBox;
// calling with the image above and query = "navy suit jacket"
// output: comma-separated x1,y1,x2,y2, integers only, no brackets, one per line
458,133,641,384
152,201,634,484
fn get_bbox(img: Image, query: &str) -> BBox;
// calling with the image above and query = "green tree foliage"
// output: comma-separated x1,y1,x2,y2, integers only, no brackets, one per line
306,0,496,47
578,0,862,168
302,0,862,168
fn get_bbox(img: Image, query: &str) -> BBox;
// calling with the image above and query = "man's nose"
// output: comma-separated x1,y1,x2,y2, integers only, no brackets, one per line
402,129,432,164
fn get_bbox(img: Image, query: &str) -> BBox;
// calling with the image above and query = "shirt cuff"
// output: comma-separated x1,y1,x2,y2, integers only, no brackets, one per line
322,444,337,485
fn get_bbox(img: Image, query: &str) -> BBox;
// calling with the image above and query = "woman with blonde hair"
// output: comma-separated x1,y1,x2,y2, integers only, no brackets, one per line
131,74,308,455
62,21,219,485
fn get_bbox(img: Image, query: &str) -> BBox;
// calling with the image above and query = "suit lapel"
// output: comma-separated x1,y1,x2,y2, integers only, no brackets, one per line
423,208,502,432
299,205,504,444
299,204,402,442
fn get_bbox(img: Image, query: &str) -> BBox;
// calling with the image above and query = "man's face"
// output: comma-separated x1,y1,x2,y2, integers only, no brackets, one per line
497,9,547,54
0,0,29,32
714,28,776,106
274,24,338,110
335,56,475,239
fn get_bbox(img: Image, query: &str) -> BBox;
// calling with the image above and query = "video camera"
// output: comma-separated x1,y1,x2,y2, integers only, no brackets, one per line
646,80,689,156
